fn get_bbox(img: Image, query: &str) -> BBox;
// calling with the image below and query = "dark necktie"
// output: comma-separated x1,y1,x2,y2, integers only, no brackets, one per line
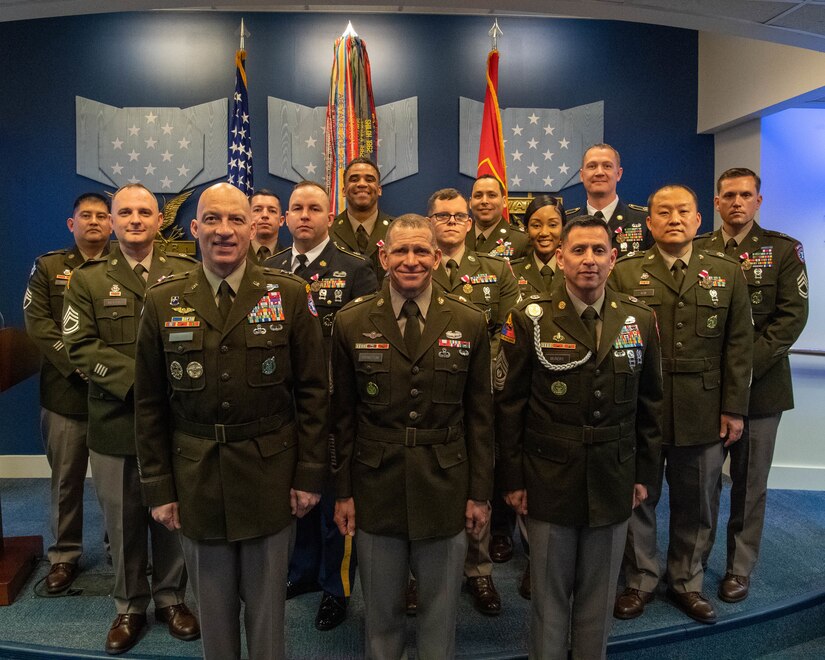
294,254,309,278
671,258,686,290
725,238,738,257
257,245,271,262
402,299,421,356
446,259,459,287
133,263,148,289
356,225,369,253
593,210,606,222
581,305,598,350
217,280,233,322
540,265,553,290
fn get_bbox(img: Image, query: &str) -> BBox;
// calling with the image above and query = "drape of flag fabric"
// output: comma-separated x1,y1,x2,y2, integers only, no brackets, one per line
477,49,508,219
228,48,253,193
325,35,378,216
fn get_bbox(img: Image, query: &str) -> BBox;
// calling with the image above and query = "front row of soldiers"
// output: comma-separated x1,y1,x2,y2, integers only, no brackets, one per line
23,155,807,659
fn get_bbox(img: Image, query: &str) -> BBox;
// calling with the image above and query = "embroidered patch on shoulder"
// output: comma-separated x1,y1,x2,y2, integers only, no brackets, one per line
501,312,516,344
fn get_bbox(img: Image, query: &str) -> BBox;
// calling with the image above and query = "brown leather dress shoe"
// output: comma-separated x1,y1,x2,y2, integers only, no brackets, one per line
718,573,750,603
105,613,147,655
518,562,531,600
466,575,502,615
45,562,78,594
613,587,654,619
489,534,514,563
155,603,201,641
405,577,417,616
667,589,717,624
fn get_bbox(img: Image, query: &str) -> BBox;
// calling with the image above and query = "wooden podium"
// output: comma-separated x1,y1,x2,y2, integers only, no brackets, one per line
0,327,44,605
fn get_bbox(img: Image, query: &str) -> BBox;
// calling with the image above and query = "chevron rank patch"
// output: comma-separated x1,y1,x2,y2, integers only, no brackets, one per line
62,305,80,335
798,271,809,299
23,287,32,309
93,363,109,377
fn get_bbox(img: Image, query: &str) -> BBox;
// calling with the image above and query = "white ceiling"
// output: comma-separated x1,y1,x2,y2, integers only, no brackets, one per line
3,1,825,53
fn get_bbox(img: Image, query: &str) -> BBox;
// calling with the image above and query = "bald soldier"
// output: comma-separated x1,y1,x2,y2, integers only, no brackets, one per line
62,184,198,655
135,183,328,659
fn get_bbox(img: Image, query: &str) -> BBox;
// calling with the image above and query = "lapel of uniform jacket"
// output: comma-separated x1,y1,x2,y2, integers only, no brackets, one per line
413,286,452,365
596,288,627,366
682,249,709,297
455,251,483,293
366,213,391,260
548,282,595,353
523,256,550,293
368,284,408,359
106,246,145,300
643,248,679,295
183,266,223,332
332,212,359,253
308,241,336,280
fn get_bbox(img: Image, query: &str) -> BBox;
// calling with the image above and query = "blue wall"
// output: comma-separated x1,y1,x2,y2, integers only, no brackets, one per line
0,12,713,454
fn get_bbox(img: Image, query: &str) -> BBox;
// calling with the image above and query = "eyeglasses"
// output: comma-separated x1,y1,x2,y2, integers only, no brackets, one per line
430,212,470,224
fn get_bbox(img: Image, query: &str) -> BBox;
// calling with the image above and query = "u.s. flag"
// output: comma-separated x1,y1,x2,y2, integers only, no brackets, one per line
228,48,253,193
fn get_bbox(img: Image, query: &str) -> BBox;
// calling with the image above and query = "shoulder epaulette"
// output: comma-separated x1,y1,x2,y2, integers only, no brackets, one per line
694,231,715,240
442,291,486,314
148,271,191,289
509,256,527,266
517,293,551,309
617,291,652,310
761,229,797,242
164,252,199,263
42,248,70,258
627,203,649,212
476,253,508,267
340,292,379,312
272,246,291,257
565,207,582,217
334,243,368,261
615,251,644,263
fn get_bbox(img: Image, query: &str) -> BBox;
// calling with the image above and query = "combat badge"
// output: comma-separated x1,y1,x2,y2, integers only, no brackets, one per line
751,291,763,305
262,357,276,375
446,330,462,339
707,315,718,329
170,361,183,380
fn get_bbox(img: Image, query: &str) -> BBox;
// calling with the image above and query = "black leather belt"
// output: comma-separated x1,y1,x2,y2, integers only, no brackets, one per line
174,409,294,443
661,356,721,373
528,421,631,445
358,422,463,447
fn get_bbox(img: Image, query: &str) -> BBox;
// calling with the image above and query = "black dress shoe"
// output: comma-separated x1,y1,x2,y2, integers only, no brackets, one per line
667,589,717,624
155,603,200,641
105,613,147,655
405,578,417,616
315,592,348,630
614,587,654,619
46,562,78,594
518,562,531,600
489,535,514,563
466,575,501,615
286,580,321,600
718,573,749,603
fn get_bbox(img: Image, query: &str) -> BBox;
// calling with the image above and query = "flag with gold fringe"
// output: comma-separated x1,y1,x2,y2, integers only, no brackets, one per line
228,40,253,193
325,25,378,216
477,47,508,219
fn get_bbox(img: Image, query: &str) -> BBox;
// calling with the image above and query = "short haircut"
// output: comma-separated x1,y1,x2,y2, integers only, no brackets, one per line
523,194,566,226
717,167,761,194
291,180,327,196
250,188,282,205
384,214,437,250
647,184,699,211
343,156,380,180
582,143,621,168
473,174,505,195
112,183,157,208
559,215,611,246
426,188,467,215
72,192,110,215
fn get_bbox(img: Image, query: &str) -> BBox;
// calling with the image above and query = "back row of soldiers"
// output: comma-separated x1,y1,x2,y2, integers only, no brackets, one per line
23,145,808,659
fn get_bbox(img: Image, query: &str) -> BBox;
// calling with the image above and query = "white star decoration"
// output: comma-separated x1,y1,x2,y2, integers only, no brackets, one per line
511,149,523,162
161,123,174,135
145,111,158,124
544,124,555,136
144,163,156,175
161,150,173,162
111,163,123,174
127,150,140,162
558,163,570,174
127,125,140,137
511,175,522,187
305,162,317,175
528,163,538,174
177,164,190,177
527,138,539,149
112,137,123,150
512,124,523,136
144,137,157,149
178,137,190,150
543,150,554,161
160,176,173,189
528,113,540,124
559,137,570,149
305,136,317,148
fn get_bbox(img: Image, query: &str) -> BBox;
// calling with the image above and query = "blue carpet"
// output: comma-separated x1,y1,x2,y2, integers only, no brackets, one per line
1,478,824,658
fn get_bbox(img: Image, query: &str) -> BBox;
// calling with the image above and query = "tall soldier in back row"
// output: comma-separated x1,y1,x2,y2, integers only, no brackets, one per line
265,181,378,631
62,184,199,655
695,168,808,603
23,192,112,594
611,184,752,626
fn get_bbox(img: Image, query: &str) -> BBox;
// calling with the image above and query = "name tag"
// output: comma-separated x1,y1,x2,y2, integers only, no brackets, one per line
358,353,384,363
168,331,194,342
633,289,655,297
103,298,128,307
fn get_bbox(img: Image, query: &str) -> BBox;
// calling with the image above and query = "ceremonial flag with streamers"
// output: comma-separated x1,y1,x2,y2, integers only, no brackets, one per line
325,34,378,215
477,49,508,219
228,48,253,193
